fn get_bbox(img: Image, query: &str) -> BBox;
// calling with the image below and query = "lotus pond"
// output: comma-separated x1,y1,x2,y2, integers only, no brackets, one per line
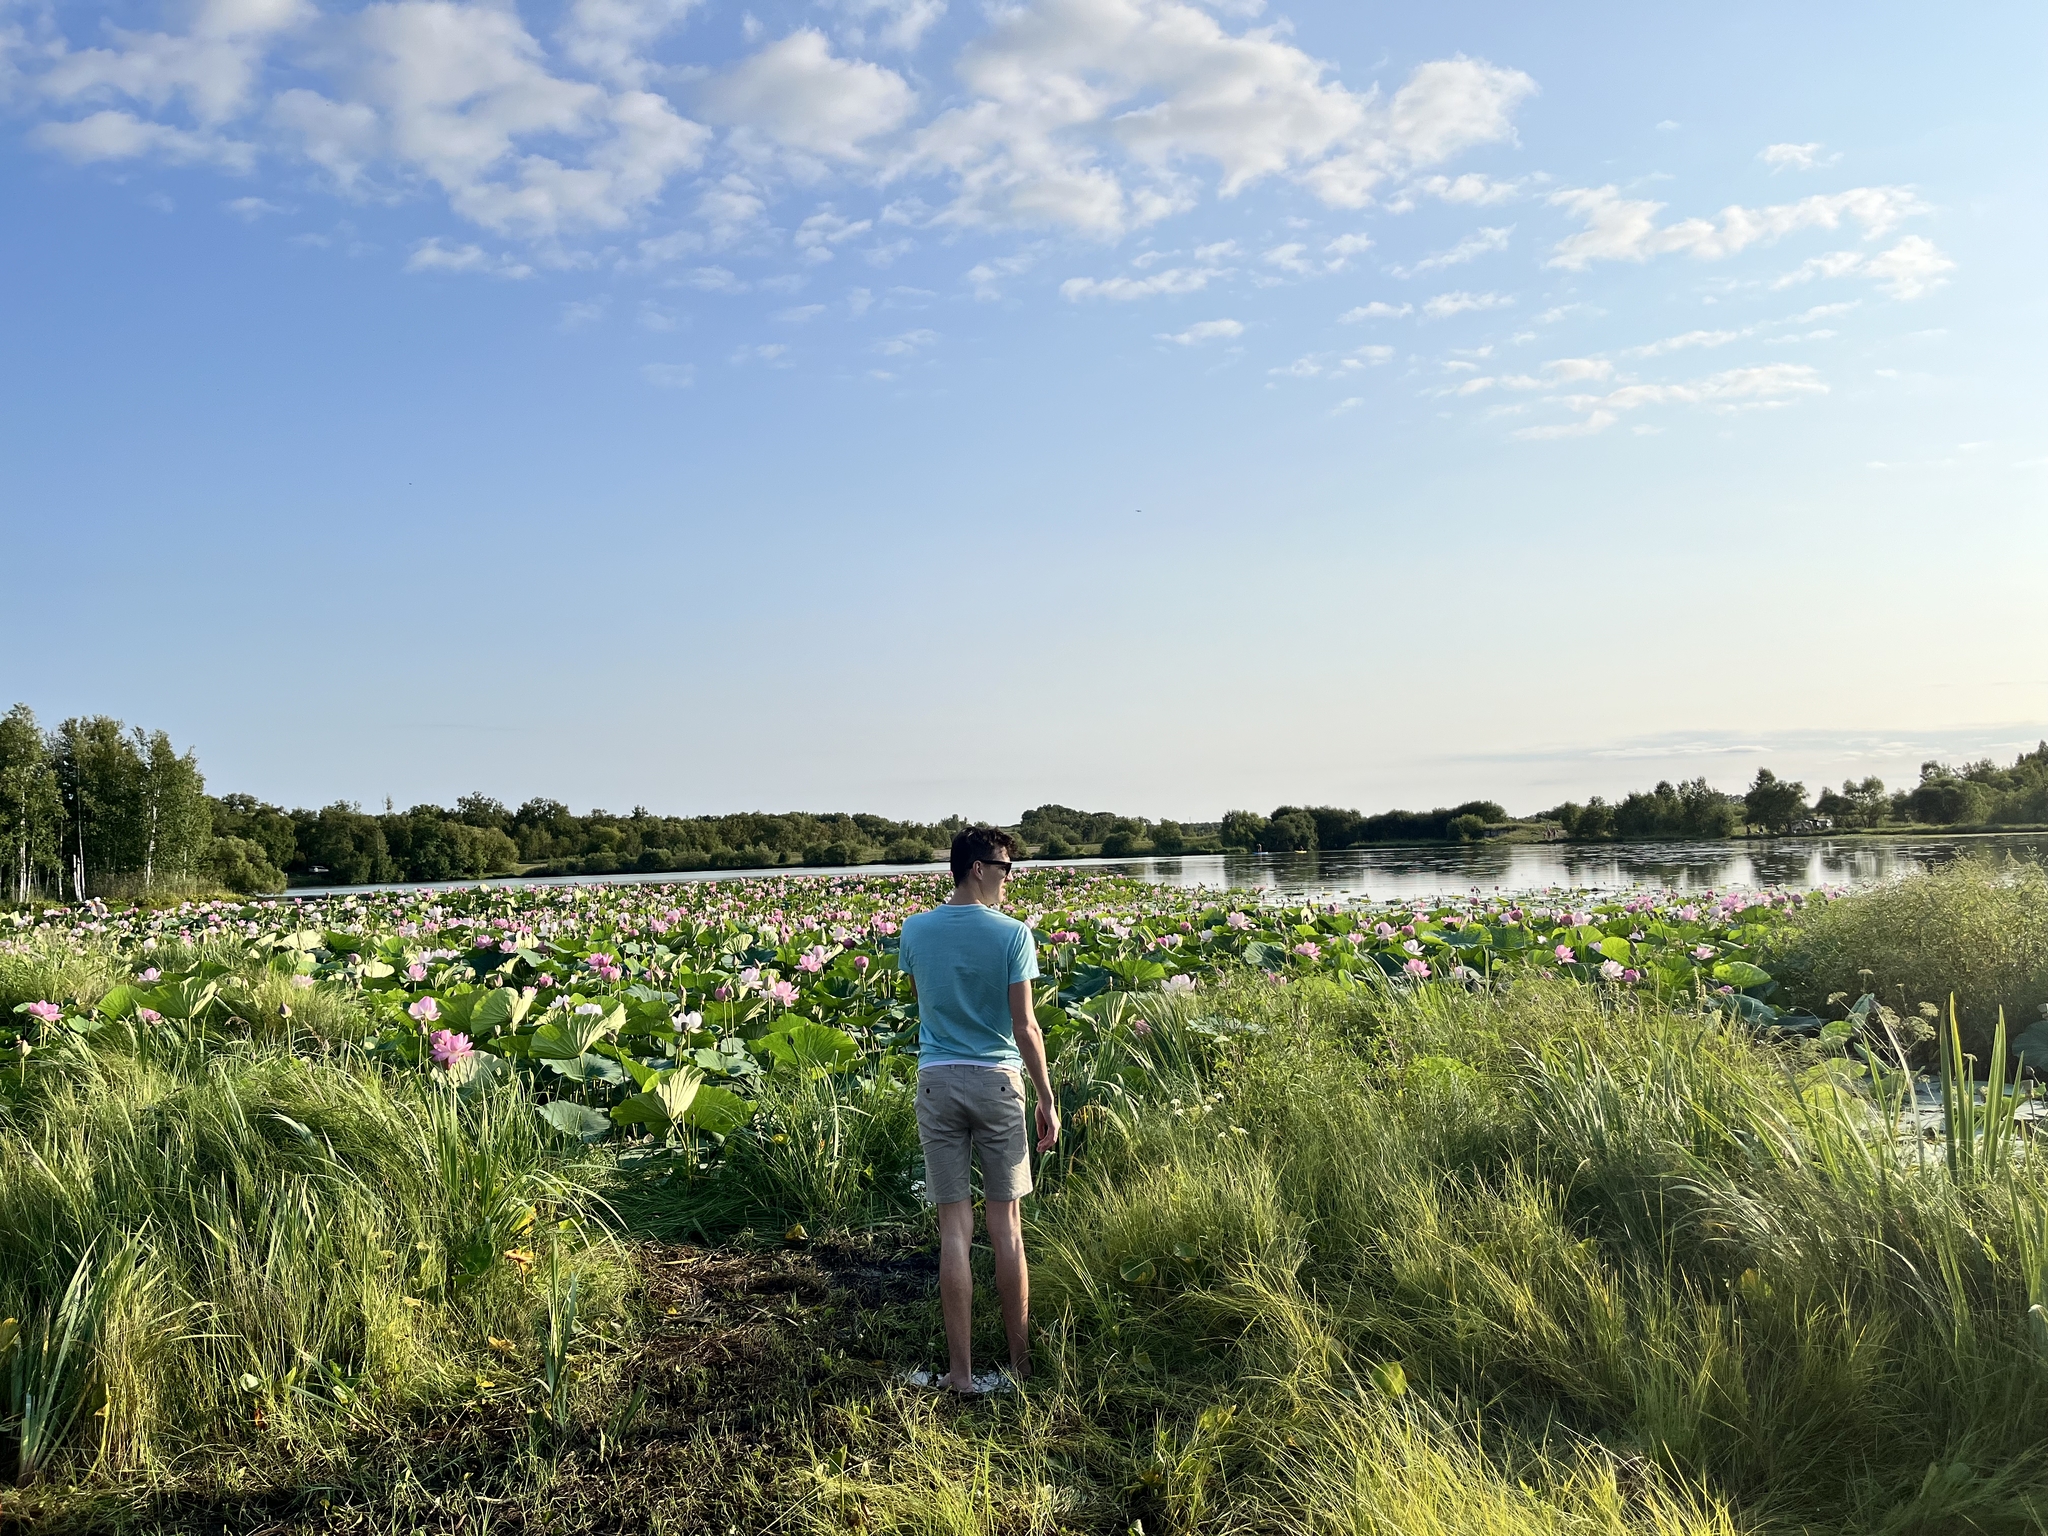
9,866,2048,1533
4,871,1828,1162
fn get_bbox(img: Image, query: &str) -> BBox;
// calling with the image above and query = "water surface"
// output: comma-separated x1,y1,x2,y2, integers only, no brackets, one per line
285,833,2048,905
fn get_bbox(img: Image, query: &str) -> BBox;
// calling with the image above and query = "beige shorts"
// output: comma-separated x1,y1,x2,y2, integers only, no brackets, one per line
915,1065,1034,1206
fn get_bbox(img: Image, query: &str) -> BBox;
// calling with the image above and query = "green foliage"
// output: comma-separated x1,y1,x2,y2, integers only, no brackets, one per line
1218,808,1268,849
1765,857,2048,1058
1743,767,1808,834
0,705,62,905
202,835,286,894
1446,812,1488,842
0,992,620,1481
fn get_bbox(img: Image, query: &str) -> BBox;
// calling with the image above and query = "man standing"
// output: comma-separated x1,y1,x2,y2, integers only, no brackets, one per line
898,826,1060,1393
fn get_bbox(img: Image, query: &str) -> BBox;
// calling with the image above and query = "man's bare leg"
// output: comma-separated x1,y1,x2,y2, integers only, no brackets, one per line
936,1198,977,1390
985,1198,1030,1379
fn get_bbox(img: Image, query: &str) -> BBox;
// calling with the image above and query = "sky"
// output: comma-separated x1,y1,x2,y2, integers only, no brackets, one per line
2,0,2044,823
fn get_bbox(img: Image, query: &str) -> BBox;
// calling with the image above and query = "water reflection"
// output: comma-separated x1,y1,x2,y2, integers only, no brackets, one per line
1084,834,2048,904
283,833,2048,904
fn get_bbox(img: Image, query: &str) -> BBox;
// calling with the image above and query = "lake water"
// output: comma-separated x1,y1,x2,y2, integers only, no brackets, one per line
285,833,2048,906
1084,833,2048,904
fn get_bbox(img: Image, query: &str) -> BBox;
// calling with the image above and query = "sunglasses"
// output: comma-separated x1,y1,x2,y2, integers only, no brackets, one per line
978,859,1017,876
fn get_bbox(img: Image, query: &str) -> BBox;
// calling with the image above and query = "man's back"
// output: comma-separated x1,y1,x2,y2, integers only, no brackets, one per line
899,902,1036,1071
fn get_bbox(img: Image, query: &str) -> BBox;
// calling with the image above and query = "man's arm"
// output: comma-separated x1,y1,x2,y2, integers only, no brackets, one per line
1009,980,1059,1152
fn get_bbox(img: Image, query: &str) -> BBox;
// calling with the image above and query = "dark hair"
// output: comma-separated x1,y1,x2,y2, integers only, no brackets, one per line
950,826,1020,884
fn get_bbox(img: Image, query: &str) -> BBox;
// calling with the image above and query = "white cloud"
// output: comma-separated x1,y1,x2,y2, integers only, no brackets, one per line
1421,289,1511,318
1623,327,1744,358
32,109,255,171
730,341,791,363
1269,344,1391,378
829,0,950,51
1060,265,1219,300
909,6,1533,237
1547,184,1925,269
694,177,767,245
405,236,533,277
1391,171,1524,208
1390,224,1509,276
32,0,714,237
966,251,1036,299
560,0,700,86
38,0,312,127
1771,235,1953,299
1759,142,1838,172
1340,301,1410,321
559,296,608,328
641,361,696,387
686,264,746,291
774,303,827,321
1264,241,1313,275
874,327,938,353
1499,360,1827,439
795,206,874,262
1262,234,1371,278
1787,300,1858,323
699,30,914,161
224,194,284,219
1156,317,1242,344
1513,410,1616,440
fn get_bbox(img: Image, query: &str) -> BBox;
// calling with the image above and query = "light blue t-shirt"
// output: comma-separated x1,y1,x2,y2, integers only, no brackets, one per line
898,902,1039,1071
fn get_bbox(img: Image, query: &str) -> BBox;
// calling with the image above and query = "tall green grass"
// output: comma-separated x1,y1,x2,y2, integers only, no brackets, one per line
1765,858,2048,1057
0,947,623,1486
804,975,2048,1534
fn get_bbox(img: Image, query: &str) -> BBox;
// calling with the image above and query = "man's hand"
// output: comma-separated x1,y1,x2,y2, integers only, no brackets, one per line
1034,1098,1060,1152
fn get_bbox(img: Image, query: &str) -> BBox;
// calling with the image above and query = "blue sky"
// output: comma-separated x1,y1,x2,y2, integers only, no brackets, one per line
3,0,2044,821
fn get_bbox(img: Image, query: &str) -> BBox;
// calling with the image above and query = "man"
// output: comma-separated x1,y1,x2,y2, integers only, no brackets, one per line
897,826,1060,1393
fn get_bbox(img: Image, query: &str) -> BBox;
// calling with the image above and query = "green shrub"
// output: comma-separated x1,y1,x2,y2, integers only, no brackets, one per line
1765,858,2048,1055
203,834,287,894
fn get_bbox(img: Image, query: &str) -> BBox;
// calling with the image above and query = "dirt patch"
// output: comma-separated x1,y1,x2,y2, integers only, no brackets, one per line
13,1234,945,1536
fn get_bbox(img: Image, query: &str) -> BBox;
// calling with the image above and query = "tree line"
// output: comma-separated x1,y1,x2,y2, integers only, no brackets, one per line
6,700,2046,900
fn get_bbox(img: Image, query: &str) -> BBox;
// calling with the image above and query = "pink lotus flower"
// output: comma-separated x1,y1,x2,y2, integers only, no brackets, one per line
1599,960,1625,981
1403,958,1430,979
536,973,556,987
853,956,869,971
1402,939,1423,956
1374,922,1396,939
291,974,314,989
136,1007,163,1024
797,946,828,973
429,1029,474,1067
138,968,161,982
1132,1019,1152,1035
23,1001,61,1023
739,967,761,987
764,979,800,1007
1553,945,1575,963
1691,945,1715,961
406,963,428,982
1226,912,1253,930
1293,942,1321,959
714,984,732,1001
408,997,441,1023
1160,973,1197,994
